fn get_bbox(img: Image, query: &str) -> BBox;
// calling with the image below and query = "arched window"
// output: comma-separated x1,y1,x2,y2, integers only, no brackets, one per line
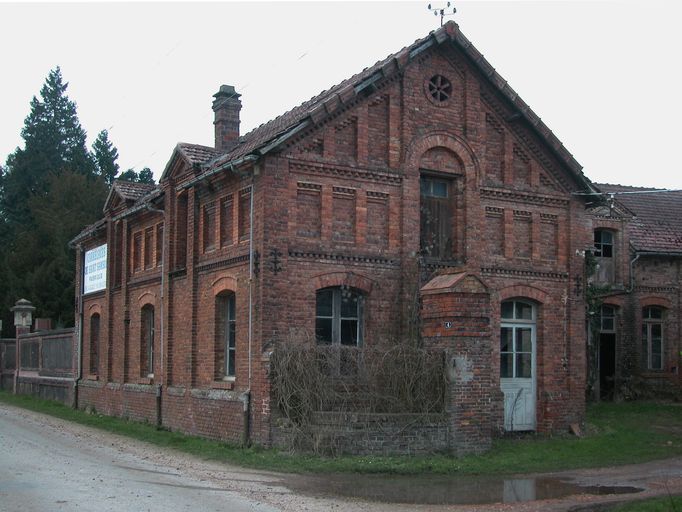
89,313,100,375
642,306,664,370
141,305,155,378
315,287,364,346
215,292,236,379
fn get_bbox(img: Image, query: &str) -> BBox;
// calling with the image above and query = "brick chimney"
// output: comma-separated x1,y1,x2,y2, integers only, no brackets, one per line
212,84,242,152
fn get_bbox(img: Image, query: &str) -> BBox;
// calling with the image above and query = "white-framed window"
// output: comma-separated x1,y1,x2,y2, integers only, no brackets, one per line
315,287,364,346
500,300,535,379
642,306,663,370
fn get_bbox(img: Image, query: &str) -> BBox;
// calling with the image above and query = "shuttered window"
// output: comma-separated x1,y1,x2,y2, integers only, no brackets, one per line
420,176,452,260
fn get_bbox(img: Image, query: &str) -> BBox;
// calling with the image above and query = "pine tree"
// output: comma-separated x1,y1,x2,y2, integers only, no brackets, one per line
1,67,95,228
92,129,120,185
118,167,155,184
0,67,103,334
138,167,155,184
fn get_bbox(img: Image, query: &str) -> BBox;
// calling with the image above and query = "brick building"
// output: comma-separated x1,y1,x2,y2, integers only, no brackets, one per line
586,185,682,401
70,21,679,453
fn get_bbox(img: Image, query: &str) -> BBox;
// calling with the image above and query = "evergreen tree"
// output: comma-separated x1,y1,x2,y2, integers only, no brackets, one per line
92,129,119,185
1,67,95,228
118,169,139,182
118,167,155,184
0,68,102,334
138,167,155,184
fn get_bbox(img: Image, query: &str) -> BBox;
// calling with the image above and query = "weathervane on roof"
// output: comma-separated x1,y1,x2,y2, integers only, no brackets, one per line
428,2,456,27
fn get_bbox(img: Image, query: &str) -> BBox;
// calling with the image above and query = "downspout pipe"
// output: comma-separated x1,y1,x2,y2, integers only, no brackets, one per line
145,204,165,428
75,244,85,408
244,173,255,446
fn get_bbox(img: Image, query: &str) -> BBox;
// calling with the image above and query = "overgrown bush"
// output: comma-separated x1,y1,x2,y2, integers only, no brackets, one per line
270,343,447,430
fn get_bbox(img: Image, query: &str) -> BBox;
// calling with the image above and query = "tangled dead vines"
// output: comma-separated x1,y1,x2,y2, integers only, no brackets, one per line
270,343,447,451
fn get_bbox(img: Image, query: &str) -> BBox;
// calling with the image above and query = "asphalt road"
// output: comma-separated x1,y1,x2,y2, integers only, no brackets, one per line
0,405,279,512
2,402,682,512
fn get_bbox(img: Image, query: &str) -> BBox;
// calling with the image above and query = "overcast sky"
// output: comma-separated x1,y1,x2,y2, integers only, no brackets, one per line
1,0,680,189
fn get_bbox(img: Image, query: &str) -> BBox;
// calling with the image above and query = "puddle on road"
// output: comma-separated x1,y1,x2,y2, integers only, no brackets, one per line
284,474,643,505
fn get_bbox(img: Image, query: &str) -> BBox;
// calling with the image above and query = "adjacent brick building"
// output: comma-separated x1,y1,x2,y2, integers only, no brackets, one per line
586,185,682,401
70,21,680,453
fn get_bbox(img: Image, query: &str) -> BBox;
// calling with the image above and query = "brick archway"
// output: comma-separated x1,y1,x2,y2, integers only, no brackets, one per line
498,284,549,305
313,271,374,294
405,131,480,186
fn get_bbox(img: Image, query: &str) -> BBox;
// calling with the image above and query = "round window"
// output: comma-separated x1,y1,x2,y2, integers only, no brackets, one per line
426,74,452,103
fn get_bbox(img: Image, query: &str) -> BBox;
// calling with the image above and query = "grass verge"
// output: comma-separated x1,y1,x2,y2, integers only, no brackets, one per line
1,390,681,475
610,495,682,511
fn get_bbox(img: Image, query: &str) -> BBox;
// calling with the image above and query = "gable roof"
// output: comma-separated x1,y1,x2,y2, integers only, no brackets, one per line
597,183,682,254
103,179,157,212
183,20,594,194
160,143,221,181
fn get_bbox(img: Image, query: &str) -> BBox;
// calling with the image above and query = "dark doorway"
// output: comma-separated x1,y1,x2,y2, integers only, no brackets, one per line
599,333,616,400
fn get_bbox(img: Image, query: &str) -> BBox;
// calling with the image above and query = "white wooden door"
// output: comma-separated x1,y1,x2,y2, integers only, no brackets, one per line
500,324,536,431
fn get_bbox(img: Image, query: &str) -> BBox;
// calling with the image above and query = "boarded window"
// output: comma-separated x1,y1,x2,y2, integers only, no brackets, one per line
420,176,452,259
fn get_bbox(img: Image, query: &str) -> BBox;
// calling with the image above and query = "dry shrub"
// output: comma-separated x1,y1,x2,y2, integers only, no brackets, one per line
270,343,446,430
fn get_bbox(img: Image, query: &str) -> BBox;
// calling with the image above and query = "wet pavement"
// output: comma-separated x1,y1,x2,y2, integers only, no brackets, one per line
285,472,643,506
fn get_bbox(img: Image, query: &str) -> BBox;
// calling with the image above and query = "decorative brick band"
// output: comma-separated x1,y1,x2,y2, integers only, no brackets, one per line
332,186,356,196
481,267,568,281
480,187,569,207
288,249,398,267
196,253,250,274
289,160,402,185
367,190,389,200
485,206,503,216
297,182,322,192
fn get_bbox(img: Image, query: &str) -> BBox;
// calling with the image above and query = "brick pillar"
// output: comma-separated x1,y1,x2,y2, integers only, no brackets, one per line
421,272,493,455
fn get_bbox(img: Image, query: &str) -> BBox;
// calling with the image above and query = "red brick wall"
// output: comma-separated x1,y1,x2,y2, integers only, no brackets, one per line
75,39,605,450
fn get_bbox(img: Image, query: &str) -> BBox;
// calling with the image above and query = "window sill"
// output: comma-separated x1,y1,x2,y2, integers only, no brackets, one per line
85,374,99,381
138,376,153,385
211,380,235,390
